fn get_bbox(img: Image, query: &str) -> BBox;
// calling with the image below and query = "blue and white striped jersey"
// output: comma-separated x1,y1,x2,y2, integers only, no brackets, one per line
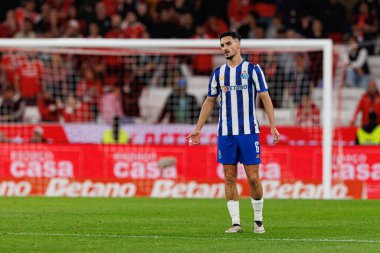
208,59,268,136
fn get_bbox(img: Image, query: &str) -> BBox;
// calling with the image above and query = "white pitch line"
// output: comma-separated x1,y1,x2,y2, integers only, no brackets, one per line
1,232,380,244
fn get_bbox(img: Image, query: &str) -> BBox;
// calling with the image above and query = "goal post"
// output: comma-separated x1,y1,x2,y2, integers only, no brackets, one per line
0,38,334,199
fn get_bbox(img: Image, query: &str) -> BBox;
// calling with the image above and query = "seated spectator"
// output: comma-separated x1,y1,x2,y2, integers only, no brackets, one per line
76,67,102,119
30,126,48,143
122,58,152,122
38,90,62,122
123,11,146,39
0,86,25,122
87,22,102,38
323,0,346,42
35,2,52,36
355,112,380,145
309,19,326,39
1,52,26,87
238,11,259,39
191,26,213,75
102,116,129,144
204,16,228,38
136,1,153,34
42,8,60,38
228,0,254,29
14,0,40,28
0,10,18,38
345,36,370,88
351,80,380,126
94,1,111,36
351,1,379,54
297,14,312,38
296,95,320,126
100,86,124,125
62,5,86,34
62,19,82,38
277,0,303,31
253,0,277,21
14,53,45,104
102,0,120,17
156,79,200,124
261,52,286,107
62,94,93,123
46,0,73,20
105,14,124,38
266,15,284,39
44,54,68,100
177,12,195,38
151,4,179,38
14,18,36,38
288,53,311,106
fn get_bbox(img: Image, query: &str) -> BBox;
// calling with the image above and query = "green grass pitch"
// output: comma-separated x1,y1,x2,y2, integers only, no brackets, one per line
0,198,379,253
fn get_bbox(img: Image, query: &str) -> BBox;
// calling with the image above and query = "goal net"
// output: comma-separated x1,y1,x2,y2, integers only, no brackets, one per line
0,39,350,199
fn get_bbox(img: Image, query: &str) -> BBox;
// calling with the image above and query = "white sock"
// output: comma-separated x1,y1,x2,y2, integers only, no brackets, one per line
251,198,263,222
227,200,240,225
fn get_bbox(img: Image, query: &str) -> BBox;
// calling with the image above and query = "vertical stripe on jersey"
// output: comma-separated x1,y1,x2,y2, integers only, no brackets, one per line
225,66,232,135
241,61,250,134
252,81,260,133
219,64,227,136
235,63,244,135
230,66,239,135
252,66,261,92
257,65,268,90
247,64,255,133
207,70,218,96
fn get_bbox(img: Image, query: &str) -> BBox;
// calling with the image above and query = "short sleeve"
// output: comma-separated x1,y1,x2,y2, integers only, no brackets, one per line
208,70,219,97
252,64,268,93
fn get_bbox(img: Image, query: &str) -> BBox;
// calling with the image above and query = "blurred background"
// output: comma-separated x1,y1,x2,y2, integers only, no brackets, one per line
0,0,379,199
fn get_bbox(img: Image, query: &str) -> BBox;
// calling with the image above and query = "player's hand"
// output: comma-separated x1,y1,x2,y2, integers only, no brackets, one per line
271,126,280,144
186,130,201,146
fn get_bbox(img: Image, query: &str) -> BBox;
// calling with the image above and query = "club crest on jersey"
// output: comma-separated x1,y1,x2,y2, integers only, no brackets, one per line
241,70,249,79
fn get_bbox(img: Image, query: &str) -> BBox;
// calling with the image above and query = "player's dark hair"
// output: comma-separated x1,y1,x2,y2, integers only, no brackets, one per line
219,31,241,41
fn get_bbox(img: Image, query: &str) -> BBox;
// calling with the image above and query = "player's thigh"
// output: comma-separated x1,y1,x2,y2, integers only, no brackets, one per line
217,135,238,164
236,134,261,165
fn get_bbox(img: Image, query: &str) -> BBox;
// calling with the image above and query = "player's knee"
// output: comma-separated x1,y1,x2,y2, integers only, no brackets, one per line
248,174,260,187
225,173,237,185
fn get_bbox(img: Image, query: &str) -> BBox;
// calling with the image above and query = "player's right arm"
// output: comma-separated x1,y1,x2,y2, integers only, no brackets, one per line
187,69,219,145
186,96,217,145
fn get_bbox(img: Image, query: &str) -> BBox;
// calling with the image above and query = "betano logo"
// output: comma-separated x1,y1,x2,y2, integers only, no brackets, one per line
221,84,248,93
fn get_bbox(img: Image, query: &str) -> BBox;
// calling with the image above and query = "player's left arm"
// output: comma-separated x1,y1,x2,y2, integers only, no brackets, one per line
259,91,280,144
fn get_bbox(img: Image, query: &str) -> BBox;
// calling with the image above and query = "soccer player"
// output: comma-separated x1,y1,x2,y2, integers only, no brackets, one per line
186,31,280,233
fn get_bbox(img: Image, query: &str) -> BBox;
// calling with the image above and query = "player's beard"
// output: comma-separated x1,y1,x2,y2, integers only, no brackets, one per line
226,54,235,60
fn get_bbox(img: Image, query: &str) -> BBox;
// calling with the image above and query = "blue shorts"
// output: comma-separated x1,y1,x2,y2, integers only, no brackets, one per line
217,134,261,165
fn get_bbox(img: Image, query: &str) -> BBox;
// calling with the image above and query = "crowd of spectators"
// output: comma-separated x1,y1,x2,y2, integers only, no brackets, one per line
0,0,378,43
0,0,379,127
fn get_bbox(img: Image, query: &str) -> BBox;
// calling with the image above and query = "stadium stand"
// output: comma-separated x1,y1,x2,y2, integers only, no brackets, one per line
0,0,379,128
